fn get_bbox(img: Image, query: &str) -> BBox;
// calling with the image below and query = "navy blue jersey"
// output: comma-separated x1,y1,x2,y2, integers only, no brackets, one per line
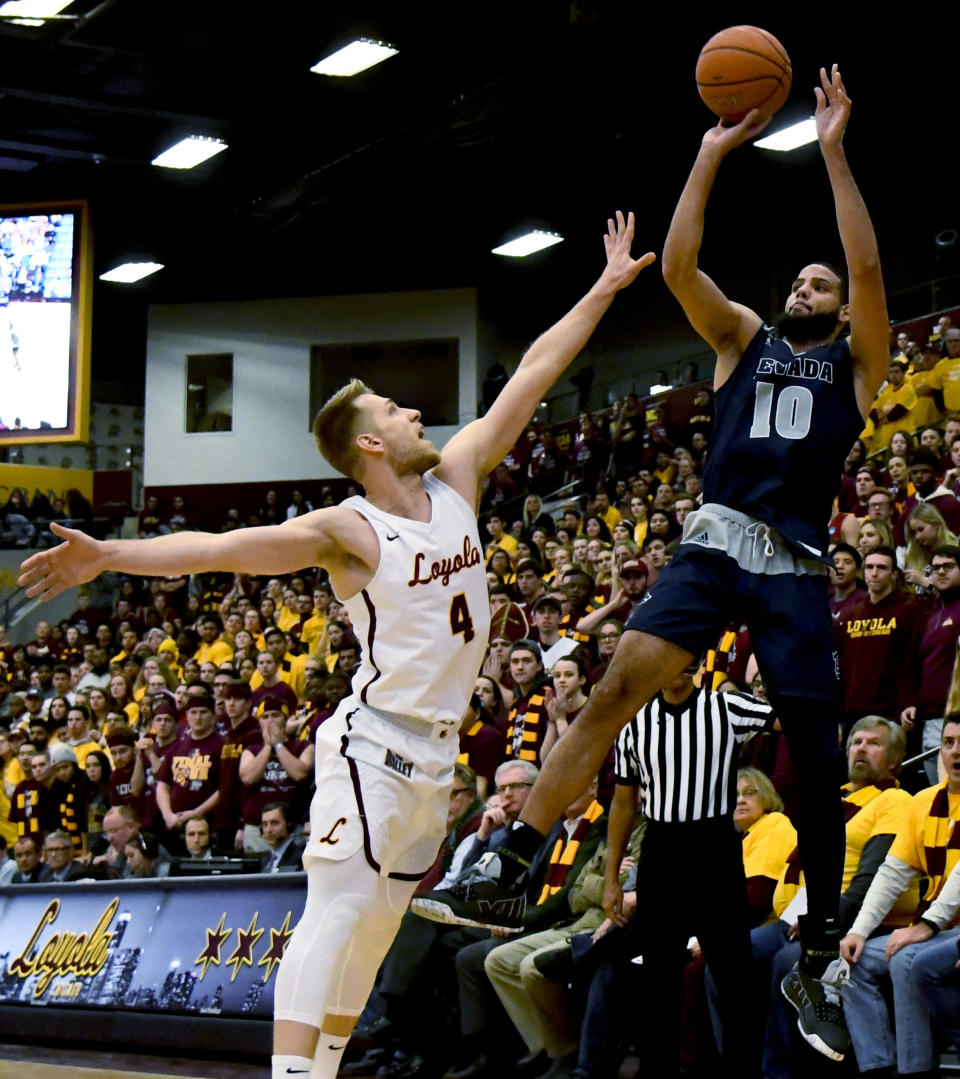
703,326,862,559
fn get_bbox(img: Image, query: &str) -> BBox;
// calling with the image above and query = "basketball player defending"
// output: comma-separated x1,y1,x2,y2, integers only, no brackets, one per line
18,213,654,1079
422,66,888,1054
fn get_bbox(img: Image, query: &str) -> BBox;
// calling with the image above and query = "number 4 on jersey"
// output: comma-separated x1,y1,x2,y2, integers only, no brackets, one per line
449,592,475,644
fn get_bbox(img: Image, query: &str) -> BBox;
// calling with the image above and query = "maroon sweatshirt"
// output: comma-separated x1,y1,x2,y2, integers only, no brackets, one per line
837,590,926,718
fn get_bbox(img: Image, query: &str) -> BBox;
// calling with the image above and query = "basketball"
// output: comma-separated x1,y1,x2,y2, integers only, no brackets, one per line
696,26,792,123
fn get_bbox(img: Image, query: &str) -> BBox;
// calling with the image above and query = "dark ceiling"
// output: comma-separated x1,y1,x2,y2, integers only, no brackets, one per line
0,2,958,386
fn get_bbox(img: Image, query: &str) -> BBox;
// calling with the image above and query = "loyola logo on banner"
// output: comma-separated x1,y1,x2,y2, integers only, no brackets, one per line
9,897,118,998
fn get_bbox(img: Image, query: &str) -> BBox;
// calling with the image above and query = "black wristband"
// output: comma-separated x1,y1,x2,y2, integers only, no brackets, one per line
918,917,940,936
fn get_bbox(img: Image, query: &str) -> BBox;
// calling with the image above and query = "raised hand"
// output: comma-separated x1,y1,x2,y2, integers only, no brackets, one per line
815,64,851,151
18,522,104,601
701,109,771,158
600,211,656,292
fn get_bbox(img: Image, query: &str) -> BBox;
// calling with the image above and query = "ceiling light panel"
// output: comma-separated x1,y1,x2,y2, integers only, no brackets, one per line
310,39,398,77
754,118,818,152
99,262,164,283
151,136,227,170
0,0,72,17
492,231,564,258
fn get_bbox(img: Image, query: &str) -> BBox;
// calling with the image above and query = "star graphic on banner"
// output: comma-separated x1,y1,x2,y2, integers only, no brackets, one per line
195,912,232,979
257,910,295,983
226,911,265,983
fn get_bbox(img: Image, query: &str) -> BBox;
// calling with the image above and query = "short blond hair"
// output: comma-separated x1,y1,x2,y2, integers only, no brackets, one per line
312,379,374,478
737,766,783,813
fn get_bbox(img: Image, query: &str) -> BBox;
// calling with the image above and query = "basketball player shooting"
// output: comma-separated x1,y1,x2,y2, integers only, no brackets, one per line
423,65,888,1056
18,212,654,1079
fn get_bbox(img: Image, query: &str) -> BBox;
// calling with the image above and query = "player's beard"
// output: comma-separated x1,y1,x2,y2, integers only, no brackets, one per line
775,308,844,346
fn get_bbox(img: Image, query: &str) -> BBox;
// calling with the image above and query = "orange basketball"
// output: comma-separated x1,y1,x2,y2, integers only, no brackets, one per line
696,25,792,123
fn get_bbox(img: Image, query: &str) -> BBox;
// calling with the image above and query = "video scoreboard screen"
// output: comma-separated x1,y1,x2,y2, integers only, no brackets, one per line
0,200,92,446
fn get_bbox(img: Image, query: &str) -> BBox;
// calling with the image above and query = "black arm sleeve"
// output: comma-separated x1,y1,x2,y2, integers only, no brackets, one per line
837,833,896,930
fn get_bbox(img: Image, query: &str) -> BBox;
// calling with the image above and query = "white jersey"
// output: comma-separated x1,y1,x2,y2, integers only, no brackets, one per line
338,472,490,724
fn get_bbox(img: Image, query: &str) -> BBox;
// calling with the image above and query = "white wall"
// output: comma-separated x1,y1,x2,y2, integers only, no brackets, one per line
144,289,477,485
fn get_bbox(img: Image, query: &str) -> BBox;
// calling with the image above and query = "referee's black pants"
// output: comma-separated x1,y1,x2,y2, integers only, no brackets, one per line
604,814,756,1079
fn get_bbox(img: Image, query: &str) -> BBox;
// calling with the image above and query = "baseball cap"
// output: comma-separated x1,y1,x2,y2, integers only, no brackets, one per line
532,596,562,615
620,560,648,577
256,696,290,718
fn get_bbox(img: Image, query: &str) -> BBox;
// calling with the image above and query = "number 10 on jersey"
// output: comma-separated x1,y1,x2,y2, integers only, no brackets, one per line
749,381,813,440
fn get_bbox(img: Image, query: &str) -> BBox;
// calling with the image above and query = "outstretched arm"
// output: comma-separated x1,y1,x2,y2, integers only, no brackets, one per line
18,506,358,603
815,65,889,416
435,212,654,505
661,111,767,382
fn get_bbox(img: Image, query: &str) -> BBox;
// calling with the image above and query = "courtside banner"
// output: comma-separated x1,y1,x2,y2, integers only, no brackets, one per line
0,874,305,1017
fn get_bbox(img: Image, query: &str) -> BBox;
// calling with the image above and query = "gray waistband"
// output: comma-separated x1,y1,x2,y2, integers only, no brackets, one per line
360,702,456,739
681,503,827,577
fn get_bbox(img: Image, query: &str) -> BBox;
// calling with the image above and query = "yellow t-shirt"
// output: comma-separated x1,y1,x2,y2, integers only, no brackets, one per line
742,811,797,926
870,382,918,452
275,605,299,633
486,534,519,563
774,782,917,926
600,506,622,532
908,369,943,432
301,613,326,653
0,760,18,844
194,638,235,667
4,757,25,790
933,358,960,413
889,784,960,873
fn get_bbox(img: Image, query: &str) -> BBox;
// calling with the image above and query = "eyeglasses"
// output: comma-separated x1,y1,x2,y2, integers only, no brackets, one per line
737,788,760,799
932,563,958,574
498,782,534,793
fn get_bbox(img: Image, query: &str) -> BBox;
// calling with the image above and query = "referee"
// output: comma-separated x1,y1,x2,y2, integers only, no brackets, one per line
603,664,776,1078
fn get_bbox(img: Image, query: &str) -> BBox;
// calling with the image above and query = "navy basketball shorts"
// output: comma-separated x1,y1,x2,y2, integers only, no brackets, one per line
627,507,838,703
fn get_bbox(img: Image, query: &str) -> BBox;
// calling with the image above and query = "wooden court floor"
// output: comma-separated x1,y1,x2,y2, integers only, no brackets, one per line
0,1045,265,1078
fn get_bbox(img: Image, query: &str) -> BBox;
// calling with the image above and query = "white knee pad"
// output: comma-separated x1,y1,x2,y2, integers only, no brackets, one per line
273,852,418,1027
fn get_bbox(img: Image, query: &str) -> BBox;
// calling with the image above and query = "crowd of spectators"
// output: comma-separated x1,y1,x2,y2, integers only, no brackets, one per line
3,316,960,1076
0,488,93,549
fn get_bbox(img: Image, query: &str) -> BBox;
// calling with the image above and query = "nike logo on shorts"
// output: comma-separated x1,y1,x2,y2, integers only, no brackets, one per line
286,1070,309,1074
386,533,399,541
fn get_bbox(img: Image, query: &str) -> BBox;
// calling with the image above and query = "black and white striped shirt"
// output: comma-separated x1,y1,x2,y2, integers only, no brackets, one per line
614,688,775,822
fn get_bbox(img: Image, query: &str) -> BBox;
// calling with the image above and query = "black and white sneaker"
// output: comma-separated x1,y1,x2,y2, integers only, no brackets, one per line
410,857,525,931
781,969,850,1062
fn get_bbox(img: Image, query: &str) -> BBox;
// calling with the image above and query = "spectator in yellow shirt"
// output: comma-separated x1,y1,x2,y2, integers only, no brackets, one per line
868,361,917,452
193,614,235,667
485,512,519,564
909,344,945,432
931,328,960,412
